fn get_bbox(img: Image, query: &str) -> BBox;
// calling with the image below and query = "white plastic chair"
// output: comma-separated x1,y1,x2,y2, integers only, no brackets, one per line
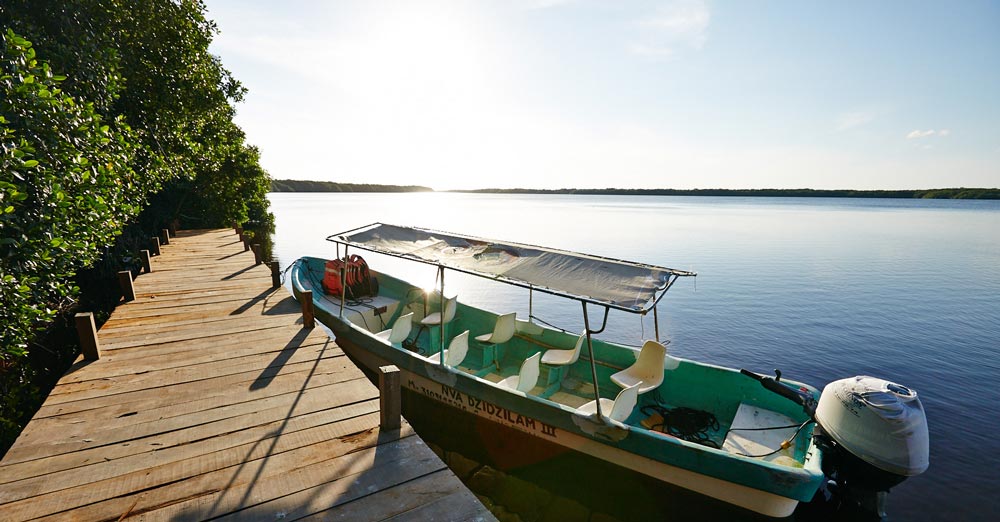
498,352,541,393
443,330,470,367
375,313,413,349
476,312,516,369
475,312,516,345
578,383,640,423
419,294,458,348
541,331,585,367
610,340,668,394
419,294,458,327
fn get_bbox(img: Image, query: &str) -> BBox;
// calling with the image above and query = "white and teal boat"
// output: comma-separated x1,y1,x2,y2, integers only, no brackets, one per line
291,223,929,519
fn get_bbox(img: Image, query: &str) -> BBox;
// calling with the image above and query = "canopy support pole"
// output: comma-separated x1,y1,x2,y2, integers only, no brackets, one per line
339,245,349,317
439,265,446,358
528,285,534,323
582,303,605,421
653,305,660,343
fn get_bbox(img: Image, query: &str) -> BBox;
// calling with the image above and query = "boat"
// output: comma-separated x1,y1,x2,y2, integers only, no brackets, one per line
290,223,929,519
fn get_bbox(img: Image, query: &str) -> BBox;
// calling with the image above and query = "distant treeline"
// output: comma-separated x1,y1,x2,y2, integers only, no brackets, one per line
452,187,1000,199
271,179,432,193
269,180,999,199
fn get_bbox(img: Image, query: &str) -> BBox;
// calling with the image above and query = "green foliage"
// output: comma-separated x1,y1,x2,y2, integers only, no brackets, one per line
456,187,1000,199
1,29,139,360
271,179,433,193
2,0,247,199
0,1,274,454
914,188,1000,199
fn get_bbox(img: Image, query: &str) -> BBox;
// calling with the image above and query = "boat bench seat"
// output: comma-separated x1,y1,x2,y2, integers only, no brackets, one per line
722,403,801,464
336,295,400,332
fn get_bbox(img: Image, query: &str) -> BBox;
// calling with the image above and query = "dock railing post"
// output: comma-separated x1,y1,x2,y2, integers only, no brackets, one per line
140,249,152,273
118,270,136,301
75,312,101,360
241,235,250,252
301,290,315,328
379,365,401,430
161,229,170,245
252,244,262,265
235,224,243,236
269,261,281,288
150,236,161,256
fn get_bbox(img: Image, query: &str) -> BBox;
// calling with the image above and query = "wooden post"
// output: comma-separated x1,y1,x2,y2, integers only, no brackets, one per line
269,261,281,288
252,244,262,265
161,228,170,245
140,250,152,273
301,290,315,328
240,234,250,252
118,270,135,301
168,220,178,237
236,225,243,236
75,312,101,361
150,236,161,256
379,365,401,430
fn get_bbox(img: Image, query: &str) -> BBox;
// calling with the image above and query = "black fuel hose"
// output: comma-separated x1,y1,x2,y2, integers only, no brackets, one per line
740,369,817,418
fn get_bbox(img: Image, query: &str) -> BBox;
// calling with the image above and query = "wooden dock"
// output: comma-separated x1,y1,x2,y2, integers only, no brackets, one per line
0,228,494,521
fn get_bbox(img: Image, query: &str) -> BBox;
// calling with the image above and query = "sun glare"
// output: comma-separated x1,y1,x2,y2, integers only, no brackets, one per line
312,3,518,190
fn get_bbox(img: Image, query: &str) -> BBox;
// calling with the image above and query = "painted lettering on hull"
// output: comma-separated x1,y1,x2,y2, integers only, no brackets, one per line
404,377,558,440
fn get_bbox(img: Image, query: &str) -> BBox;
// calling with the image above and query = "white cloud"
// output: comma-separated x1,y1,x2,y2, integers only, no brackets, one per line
628,43,676,58
906,129,952,139
836,111,875,131
906,129,937,139
631,0,711,58
639,0,711,46
516,0,577,9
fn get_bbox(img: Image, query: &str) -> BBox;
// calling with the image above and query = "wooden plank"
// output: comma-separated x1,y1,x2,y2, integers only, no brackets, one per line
43,340,338,405
299,469,479,522
23,352,358,439
205,436,446,522
99,295,299,326
382,482,496,521
2,376,376,465
0,398,381,488
0,402,383,502
4,416,408,520
95,318,312,351
50,329,333,388
68,325,331,367
95,311,304,342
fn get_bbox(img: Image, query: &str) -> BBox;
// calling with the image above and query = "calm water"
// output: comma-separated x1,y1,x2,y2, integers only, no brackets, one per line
269,193,1000,521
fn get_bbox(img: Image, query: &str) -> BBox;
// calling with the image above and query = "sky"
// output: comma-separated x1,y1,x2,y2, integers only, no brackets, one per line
206,0,1000,191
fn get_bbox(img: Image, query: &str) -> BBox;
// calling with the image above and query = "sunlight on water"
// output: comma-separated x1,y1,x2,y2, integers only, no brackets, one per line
269,192,1000,521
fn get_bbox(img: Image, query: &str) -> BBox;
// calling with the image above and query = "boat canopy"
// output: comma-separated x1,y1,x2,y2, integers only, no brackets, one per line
327,223,696,313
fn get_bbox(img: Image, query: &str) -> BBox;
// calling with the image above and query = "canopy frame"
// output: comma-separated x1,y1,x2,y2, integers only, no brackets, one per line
326,222,695,315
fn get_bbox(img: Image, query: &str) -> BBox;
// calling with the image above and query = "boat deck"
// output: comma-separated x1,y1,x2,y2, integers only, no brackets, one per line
0,228,494,521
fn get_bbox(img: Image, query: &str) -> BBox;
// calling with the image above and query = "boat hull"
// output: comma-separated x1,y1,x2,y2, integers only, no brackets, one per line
335,333,803,518
291,256,824,518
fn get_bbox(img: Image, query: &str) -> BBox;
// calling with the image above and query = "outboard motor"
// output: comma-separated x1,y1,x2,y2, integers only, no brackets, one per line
812,376,929,519
741,371,929,520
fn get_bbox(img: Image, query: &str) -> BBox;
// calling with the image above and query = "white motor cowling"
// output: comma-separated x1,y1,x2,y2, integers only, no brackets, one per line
815,376,929,479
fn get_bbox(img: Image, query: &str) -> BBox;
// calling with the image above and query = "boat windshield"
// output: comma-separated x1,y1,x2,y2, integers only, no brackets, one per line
327,223,696,313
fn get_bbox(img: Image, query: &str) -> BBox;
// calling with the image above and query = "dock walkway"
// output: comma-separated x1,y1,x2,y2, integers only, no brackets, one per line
0,228,493,521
